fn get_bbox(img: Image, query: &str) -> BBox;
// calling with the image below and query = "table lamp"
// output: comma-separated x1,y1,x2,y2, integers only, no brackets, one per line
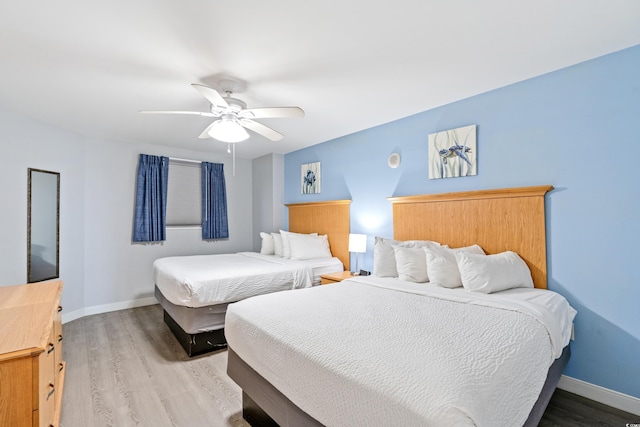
348,233,367,275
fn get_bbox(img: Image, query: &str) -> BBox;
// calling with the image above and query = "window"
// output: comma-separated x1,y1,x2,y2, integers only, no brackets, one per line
166,159,201,227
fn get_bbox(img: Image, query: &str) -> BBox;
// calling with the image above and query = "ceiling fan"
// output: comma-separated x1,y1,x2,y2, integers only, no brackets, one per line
140,80,304,143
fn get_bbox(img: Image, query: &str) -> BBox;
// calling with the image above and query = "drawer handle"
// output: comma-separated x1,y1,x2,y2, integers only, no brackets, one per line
58,334,63,343
47,383,55,400
58,306,63,312
47,343,55,354
58,363,64,373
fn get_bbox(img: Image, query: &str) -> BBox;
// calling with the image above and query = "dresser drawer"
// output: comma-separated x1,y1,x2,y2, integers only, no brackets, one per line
0,356,33,427
36,328,56,427
37,390,55,427
54,307,63,381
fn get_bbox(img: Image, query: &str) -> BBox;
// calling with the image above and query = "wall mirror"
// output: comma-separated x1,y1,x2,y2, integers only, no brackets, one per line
28,168,60,283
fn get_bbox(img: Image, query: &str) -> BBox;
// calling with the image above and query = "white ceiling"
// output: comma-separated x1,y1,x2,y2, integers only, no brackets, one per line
2,1,640,159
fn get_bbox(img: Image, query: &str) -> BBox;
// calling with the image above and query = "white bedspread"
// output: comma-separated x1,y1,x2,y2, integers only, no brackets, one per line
225,276,576,427
154,252,341,307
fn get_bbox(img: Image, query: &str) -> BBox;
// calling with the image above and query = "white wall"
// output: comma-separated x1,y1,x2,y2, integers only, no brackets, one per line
251,153,284,251
81,136,253,314
0,107,254,319
0,108,86,313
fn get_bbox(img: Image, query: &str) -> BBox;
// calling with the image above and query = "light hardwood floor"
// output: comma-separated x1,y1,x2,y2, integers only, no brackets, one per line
61,304,248,427
61,304,638,427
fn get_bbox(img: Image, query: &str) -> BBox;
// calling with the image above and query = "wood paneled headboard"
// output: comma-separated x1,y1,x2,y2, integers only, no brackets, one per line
286,200,351,271
388,186,553,289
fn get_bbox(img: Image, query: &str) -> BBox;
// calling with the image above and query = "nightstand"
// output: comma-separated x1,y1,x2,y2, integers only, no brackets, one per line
320,271,355,284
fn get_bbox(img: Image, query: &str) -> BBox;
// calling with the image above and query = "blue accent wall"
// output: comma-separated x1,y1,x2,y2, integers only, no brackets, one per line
285,45,640,399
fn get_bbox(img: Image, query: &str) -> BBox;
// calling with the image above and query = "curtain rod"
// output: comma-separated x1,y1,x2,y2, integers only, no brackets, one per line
169,154,235,176
169,156,202,164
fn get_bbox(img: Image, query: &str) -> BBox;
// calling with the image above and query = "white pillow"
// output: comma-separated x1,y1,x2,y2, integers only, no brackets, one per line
393,245,429,283
457,251,534,294
260,232,275,255
280,230,317,259
289,233,332,260
373,237,441,277
373,237,402,277
424,244,485,288
280,230,292,258
271,232,284,257
406,239,443,248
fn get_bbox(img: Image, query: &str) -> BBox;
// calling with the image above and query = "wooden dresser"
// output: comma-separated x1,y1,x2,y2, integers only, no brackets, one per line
0,280,65,427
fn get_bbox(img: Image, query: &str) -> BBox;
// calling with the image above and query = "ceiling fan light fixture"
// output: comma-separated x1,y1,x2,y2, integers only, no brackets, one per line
142,83,303,143
208,117,249,143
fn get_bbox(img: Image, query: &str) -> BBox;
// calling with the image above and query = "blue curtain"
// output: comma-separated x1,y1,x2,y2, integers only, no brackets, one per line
201,162,229,240
133,154,169,242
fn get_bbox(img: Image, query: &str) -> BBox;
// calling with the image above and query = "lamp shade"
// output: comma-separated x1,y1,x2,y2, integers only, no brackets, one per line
348,233,367,253
208,118,249,143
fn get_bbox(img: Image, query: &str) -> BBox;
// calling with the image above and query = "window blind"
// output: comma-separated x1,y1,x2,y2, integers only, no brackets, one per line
166,159,201,226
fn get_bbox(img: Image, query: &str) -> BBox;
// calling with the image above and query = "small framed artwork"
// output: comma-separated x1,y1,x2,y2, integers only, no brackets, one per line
428,124,477,179
301,162,321,194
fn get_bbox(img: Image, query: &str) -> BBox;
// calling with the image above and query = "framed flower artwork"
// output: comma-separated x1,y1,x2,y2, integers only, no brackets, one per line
301,162,321,194
428,125,477,179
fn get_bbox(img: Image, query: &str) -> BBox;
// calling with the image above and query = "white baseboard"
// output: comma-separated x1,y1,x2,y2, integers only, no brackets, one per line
62,296,158,324
558,375,640,416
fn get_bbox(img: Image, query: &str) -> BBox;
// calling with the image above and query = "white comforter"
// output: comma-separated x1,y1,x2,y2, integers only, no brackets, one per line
225,276,576,427
154,252,317,307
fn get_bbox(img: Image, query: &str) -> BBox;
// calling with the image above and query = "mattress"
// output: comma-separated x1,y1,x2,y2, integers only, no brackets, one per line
155,285,228,333
225,276,576,427
153,252,343,307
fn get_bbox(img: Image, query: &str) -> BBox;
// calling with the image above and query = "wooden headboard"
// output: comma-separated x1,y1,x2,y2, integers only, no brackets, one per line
388,186,553,289
286,200,351,271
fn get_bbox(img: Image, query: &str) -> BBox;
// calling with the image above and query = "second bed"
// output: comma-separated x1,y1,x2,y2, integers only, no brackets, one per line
154,199,351,356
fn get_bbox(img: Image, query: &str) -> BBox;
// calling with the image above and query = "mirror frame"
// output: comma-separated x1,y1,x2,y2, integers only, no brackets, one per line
27,168,60,283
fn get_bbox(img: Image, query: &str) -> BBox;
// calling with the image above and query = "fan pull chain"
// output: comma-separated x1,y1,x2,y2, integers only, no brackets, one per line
226,142,236,176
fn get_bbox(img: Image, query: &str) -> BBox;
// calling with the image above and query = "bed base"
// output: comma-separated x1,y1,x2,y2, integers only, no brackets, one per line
163,310,227,357
227,348,323,427
228,345,571,427
523,344,572,426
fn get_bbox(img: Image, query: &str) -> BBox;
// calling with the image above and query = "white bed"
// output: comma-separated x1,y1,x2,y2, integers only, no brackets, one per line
154,252,343,307
154,199,352,356
226,276,576,426
153,251,342,356
225,186,574,425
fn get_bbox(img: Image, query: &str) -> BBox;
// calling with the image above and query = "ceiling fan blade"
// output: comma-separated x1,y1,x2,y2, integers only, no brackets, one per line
139,110,215,117
240,119,284,141
191,84,229,108
198,122,217,139
240,106,304,119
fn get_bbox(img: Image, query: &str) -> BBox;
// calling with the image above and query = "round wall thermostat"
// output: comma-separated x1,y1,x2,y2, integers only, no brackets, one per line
388,153,401,169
